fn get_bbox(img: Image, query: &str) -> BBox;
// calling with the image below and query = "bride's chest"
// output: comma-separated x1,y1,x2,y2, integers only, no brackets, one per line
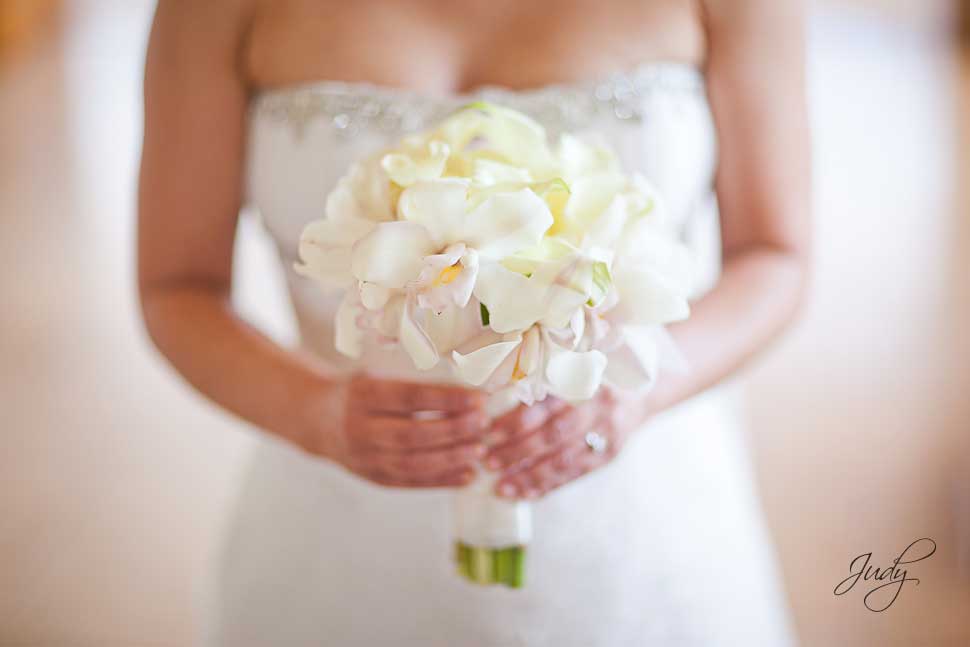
245,0,704,94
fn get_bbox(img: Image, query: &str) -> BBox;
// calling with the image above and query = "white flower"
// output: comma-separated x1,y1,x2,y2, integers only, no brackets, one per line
452,325,608,404
380,138,451,187
451,239,614,403
431,102,559,179
294,156,396,288
347,178,554,370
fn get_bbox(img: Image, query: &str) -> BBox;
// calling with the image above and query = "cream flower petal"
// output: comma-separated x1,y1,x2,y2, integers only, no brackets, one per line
451,249,480,307
452,338,522,387
351,221,436,288
377,294,405,341
474,260,589,334
468,103,557,174
417,248,479,313
564,174,627,226
359,282,392,310
584,194,633,251
461,189,553,259
397,179,470,247
618,224,694,295
295,217,376,288
612,265,691,325
381,140,450,187
471,158,533,185
433,103,555,171
558,133,620,180
603,329,659,391
473,261,548,333
515,327,543,378
545,348,607,402
538,285,590,330
399,296,439,370
421,299,483,353
334,292,365,359
414,243,466,285
325,159,395,223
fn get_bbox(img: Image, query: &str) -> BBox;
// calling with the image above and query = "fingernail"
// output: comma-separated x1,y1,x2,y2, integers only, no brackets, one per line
498,483,516,497
485,457,501,470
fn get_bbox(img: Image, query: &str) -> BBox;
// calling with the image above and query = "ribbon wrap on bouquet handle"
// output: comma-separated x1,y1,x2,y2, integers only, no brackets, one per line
451,389,532,587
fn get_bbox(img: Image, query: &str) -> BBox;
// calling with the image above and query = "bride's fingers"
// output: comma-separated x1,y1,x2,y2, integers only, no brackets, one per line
488,398,567,444
364,466,477,489
350,376,485,415
485,403,598,471
494,430,610,499
358,442,485,480
355,410,488,450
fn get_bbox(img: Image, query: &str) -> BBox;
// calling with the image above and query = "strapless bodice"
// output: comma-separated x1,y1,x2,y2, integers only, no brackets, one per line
245,62,720,372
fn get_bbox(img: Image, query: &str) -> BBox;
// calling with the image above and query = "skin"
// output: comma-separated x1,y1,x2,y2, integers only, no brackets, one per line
139,0,810,499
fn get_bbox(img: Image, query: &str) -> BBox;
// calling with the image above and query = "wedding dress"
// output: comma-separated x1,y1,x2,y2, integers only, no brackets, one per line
205,63,796,646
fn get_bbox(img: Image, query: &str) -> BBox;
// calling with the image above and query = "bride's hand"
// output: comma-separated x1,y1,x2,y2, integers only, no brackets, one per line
484,390,645,499
307,375,488,489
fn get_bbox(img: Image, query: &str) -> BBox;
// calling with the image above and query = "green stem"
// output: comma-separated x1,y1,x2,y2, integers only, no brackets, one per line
506,546,525,588
454,542,526,588
469,546,493,584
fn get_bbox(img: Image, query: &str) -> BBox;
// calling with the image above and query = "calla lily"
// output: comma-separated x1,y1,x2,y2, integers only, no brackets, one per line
431,102,559,178
381,138,451,187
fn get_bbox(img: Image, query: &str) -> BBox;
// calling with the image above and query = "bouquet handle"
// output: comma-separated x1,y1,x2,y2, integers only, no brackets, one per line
451,390,531,588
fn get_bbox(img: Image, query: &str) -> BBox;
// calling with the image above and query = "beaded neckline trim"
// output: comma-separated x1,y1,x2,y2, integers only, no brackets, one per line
251,62,705,138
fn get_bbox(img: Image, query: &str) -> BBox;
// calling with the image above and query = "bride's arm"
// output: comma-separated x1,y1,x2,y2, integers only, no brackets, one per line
487,0,811,498
139,0,486,487
640,0,812,411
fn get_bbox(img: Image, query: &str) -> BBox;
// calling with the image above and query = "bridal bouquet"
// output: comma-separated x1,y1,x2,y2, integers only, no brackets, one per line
297,102,692,587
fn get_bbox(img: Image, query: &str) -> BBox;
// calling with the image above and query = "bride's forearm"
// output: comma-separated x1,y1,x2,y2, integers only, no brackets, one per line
639,245,807,417
636,0,812,419
140,281,333,448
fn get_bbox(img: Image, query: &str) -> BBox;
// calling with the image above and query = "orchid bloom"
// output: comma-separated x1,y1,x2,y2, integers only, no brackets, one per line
452,325,609,405
347,178,554,370
449,237,611,403
294,156,397,289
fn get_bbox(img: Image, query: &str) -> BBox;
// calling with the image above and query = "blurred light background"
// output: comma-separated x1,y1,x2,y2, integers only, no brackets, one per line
1,0,968,645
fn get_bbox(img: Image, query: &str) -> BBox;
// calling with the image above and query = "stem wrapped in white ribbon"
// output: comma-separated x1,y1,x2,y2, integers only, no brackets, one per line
452,391,531,587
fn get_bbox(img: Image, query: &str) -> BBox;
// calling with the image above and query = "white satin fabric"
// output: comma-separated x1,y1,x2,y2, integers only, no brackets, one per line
205,63,796,646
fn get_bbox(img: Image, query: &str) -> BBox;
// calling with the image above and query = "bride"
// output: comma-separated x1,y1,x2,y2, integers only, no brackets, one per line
138,0,809,644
